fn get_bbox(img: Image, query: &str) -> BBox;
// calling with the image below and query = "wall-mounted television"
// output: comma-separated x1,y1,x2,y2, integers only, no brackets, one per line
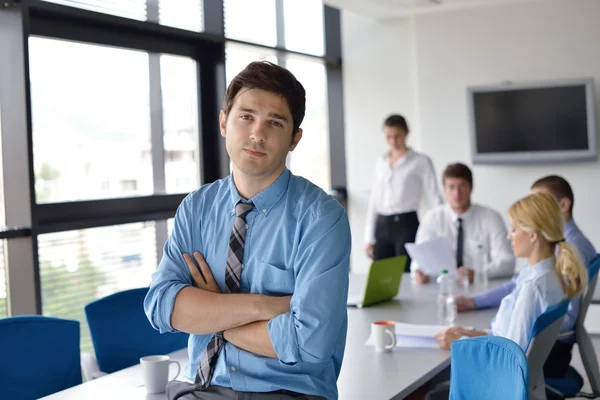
467,78,597,164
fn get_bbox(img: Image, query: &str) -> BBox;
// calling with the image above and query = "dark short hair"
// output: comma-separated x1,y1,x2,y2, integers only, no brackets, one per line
531,175,574,214
223,61,306,136
443,163,473,186
383,114,409,132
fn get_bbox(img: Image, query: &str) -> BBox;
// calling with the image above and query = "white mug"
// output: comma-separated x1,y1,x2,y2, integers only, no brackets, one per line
371,321,397,352
140,355,181,394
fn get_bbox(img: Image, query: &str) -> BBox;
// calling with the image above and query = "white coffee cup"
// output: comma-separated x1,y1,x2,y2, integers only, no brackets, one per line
371,320,397,352
140,355,181,394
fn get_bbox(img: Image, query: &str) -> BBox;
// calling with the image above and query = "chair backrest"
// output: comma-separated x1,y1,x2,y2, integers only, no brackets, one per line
575,254,600,395
0,315,82,400
527,300,569,400
449,336,529,400
85,287,189,373
578,254,600,329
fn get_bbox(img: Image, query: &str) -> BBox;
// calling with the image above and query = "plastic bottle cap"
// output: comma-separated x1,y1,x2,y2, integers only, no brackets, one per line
441,269,448,274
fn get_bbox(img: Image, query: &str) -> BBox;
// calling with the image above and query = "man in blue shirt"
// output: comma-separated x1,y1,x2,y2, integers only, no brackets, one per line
144,61,351,400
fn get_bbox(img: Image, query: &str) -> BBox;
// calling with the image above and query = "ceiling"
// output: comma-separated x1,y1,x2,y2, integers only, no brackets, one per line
322,0,549,19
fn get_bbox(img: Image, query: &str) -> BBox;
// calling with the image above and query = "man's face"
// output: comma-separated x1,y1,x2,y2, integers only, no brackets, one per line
220,88,302,179
444,177,472,211
383,126,408,151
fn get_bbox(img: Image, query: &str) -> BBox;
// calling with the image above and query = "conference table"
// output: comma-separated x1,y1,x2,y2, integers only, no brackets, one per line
41,275,501,400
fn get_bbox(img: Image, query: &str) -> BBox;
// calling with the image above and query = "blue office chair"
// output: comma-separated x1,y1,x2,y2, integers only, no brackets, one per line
85,287,189,374
545,254,600,399
0,315,82,400
527,300,570,400
449,336,529,400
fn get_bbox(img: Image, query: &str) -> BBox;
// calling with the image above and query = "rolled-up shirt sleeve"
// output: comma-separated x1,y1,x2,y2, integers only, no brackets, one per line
144,194,198,333
268,201,351,365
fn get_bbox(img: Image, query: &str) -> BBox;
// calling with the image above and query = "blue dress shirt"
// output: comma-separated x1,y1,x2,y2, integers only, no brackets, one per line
144,168,351,399
490,257,565,351
473,219,596,339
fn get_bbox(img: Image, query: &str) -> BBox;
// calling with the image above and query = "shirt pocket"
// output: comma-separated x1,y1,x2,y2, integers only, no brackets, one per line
251,261,295,296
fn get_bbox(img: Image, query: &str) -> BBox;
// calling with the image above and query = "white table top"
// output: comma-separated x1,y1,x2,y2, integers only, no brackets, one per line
41,276,501,400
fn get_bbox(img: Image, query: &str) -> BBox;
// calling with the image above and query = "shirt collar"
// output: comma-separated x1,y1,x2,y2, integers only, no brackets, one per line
446,203,474,224
384,148,413,167
517,256,556,284
227,168,290,217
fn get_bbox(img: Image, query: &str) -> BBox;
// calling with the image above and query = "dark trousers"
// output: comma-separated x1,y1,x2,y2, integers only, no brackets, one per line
167,382,323,400
543,340,574,378
373,211,419,272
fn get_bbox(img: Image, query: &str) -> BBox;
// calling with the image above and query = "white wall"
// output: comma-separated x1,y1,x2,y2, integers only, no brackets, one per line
342,0,600,274
342,12,420,273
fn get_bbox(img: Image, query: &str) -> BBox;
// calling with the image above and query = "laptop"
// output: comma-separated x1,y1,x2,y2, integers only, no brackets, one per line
347,255,407,308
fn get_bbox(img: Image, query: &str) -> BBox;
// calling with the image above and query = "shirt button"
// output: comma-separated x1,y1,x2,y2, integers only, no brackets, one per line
262,208,268,213
230,366,236,372
245,224,248,229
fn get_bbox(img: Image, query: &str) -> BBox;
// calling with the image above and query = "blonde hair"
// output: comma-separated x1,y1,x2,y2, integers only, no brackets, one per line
508,192,587,298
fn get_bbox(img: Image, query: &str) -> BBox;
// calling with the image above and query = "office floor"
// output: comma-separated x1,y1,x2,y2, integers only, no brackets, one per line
569,335,600,399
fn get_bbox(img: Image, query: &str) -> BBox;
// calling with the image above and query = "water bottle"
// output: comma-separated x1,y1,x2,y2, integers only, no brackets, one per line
474,244,488,289
437,270,457,325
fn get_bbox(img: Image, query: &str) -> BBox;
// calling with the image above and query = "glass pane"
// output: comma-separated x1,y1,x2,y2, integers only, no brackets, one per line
159,0,204,32
29,37,153,203
43,0,205,32
225,43,278,85
283,0,324,56
224,0,277,46
286,57,331,190
161,55,201,194
39,222,158,353
0,241,7,318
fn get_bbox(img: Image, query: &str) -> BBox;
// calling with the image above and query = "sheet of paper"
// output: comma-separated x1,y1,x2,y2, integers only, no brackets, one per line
365,322,448,348
365,334,441,349
405,237,456,276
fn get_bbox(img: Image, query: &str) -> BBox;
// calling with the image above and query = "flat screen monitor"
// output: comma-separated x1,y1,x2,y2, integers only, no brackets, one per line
468,78,597,164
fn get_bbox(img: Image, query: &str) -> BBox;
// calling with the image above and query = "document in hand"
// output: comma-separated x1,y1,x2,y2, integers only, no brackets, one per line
405,237,455,276
365,322,447,349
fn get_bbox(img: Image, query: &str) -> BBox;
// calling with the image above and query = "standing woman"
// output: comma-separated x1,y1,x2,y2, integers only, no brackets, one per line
364,114,443,272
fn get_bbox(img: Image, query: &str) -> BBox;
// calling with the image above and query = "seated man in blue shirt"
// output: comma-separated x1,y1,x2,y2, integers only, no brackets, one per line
144,61,351,400
454,175,596,377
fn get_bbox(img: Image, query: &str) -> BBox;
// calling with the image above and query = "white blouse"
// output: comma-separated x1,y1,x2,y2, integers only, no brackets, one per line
364,149,442,244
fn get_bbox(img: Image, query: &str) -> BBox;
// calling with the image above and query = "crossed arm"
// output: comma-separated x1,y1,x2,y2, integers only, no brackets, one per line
171,252,289,358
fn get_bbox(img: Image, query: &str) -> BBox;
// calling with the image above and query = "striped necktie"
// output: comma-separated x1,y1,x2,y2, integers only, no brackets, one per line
195,201,253,388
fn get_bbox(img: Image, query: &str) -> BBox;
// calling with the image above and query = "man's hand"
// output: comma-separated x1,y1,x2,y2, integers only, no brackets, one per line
457,266,474,284
413,270,430,284
454,295,476,312
434,327,471,350
365,244,375,259
183,252,221,293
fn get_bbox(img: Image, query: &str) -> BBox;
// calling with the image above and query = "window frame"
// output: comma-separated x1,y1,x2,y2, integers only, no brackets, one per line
0,0,345,315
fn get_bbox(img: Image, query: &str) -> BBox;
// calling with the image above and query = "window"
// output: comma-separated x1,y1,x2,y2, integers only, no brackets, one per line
283,0,324,56
224,0,277,47
39,222,158,353
29,37,153,203
161,55,201,194
0,241,7,318
286,57,331,190
42,0,205,32
225,43,278,85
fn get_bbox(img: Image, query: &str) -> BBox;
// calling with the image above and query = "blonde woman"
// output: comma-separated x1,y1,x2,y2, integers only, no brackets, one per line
435,192,587,369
